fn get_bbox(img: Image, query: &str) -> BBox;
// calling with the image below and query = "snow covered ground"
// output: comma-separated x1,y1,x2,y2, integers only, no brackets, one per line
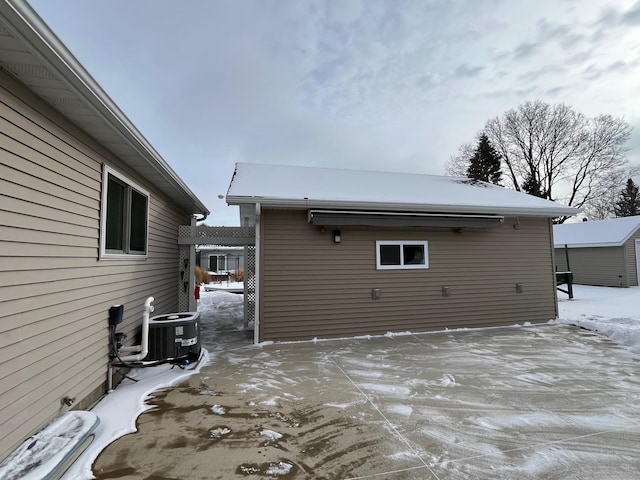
554,285,640,355
37,285,640,478
56,291,245,480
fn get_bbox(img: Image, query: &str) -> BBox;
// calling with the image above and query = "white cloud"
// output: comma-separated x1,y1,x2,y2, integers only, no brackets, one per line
28,0,640,224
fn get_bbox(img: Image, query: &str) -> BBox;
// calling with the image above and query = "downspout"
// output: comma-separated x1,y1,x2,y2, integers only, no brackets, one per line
118,296,154,362
254,202,261,344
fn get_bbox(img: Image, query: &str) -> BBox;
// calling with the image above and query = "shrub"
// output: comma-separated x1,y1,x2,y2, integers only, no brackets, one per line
195,265,211,284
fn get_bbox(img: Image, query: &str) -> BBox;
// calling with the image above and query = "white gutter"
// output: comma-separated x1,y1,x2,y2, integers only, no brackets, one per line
554,243,624,249
118,296,154,362
226,196,580,218
254,202,261,345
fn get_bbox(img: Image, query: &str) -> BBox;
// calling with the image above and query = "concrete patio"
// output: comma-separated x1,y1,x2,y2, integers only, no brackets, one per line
91,295,640,479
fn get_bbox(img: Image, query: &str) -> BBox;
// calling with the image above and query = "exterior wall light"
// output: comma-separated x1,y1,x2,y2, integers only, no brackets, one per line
333,230,341,243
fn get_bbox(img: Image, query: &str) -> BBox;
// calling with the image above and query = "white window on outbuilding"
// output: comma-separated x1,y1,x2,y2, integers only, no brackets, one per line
376,241,429,270
100,165,149,259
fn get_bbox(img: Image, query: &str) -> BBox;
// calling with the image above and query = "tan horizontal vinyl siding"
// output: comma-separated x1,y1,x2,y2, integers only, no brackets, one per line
259,210,557,341
0,70,190,460
554,246,628,287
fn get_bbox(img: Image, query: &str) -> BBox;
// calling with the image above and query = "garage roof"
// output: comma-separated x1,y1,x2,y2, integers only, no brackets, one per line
226,163,580,218
0,0,209,218
554,216,640,248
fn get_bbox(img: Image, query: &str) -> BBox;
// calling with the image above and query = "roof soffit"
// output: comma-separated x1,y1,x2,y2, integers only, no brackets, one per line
0,2,208,216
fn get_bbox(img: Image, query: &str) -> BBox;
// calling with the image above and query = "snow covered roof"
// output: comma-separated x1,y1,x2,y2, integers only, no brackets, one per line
553,216,640,248
226,163,579,217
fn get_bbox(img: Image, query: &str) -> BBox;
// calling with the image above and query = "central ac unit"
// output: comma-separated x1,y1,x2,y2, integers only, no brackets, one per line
146,312,201,361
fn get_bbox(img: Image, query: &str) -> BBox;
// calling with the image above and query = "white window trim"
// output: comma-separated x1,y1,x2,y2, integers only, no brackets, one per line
100,164,150,260
376,240,429,270
209,254,228,272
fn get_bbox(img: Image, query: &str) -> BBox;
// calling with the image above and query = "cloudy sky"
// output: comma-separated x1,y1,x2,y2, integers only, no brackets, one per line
29,0,640,225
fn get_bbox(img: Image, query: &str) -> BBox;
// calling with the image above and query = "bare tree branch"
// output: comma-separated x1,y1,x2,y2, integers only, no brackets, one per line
444,141,475,177
475,100,632,222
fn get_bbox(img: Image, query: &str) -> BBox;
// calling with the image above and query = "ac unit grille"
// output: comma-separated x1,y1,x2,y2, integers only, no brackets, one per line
146,313,201,361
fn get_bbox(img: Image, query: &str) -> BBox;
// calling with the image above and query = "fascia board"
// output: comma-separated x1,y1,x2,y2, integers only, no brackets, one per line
619,225,640,246
554,242,623,248
226,196,580,218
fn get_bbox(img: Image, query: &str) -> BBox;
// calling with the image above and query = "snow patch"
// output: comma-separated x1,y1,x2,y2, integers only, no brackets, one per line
325,401,363,409
198,389,219,396
211,405,226,415
260,397,281,407
359,383,412,395
210,427,231,438
260,429,283,441
265,461,293,476
240,465,260,474
384,331,414,337
387,404,413,416
439,374,456,387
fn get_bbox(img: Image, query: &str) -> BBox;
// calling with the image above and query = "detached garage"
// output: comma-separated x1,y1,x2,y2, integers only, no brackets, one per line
554,216,640,288
226,163,578,342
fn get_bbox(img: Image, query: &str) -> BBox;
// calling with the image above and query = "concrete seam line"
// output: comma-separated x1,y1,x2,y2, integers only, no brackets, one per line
346,464,430,480
328,356,441,480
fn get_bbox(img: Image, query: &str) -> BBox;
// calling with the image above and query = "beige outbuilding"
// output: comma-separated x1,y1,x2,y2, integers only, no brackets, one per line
226,163,579,342
554,216,640,288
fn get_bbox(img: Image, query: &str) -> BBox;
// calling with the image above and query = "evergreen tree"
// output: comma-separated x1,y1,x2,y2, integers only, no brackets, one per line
466,134,502,184
614,178,640,217
522,173,546,198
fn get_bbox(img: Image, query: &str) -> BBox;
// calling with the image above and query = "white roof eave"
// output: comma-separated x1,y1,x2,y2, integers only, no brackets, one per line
0,0,209,217
554,242,624,249
226,195,580,218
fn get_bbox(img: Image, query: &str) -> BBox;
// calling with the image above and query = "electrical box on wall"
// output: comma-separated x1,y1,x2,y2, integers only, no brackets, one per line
108,305,124,326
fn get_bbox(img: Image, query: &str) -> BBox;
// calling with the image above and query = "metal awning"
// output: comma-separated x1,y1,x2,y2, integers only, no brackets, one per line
308,210,505,228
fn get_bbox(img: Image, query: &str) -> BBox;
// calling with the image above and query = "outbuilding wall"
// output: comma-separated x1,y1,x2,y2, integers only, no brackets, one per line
623,229,640,286
259,209,558,342
554,246,629,287
0,69,190,459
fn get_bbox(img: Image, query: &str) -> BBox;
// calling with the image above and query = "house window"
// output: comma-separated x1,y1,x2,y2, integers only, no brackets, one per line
376,241,429,270
100,165,149,258
209,255,227,272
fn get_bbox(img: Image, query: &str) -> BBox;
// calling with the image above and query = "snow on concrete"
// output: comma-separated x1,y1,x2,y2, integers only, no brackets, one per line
210,405,226,415
59,354,208,480
264,461,293,476
52,285,640,479
260,429,284,442
210,427,231,439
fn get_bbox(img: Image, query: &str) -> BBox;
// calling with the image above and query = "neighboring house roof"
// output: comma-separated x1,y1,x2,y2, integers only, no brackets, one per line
226,163,580,218
0,0,209,218
553,216,640,248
